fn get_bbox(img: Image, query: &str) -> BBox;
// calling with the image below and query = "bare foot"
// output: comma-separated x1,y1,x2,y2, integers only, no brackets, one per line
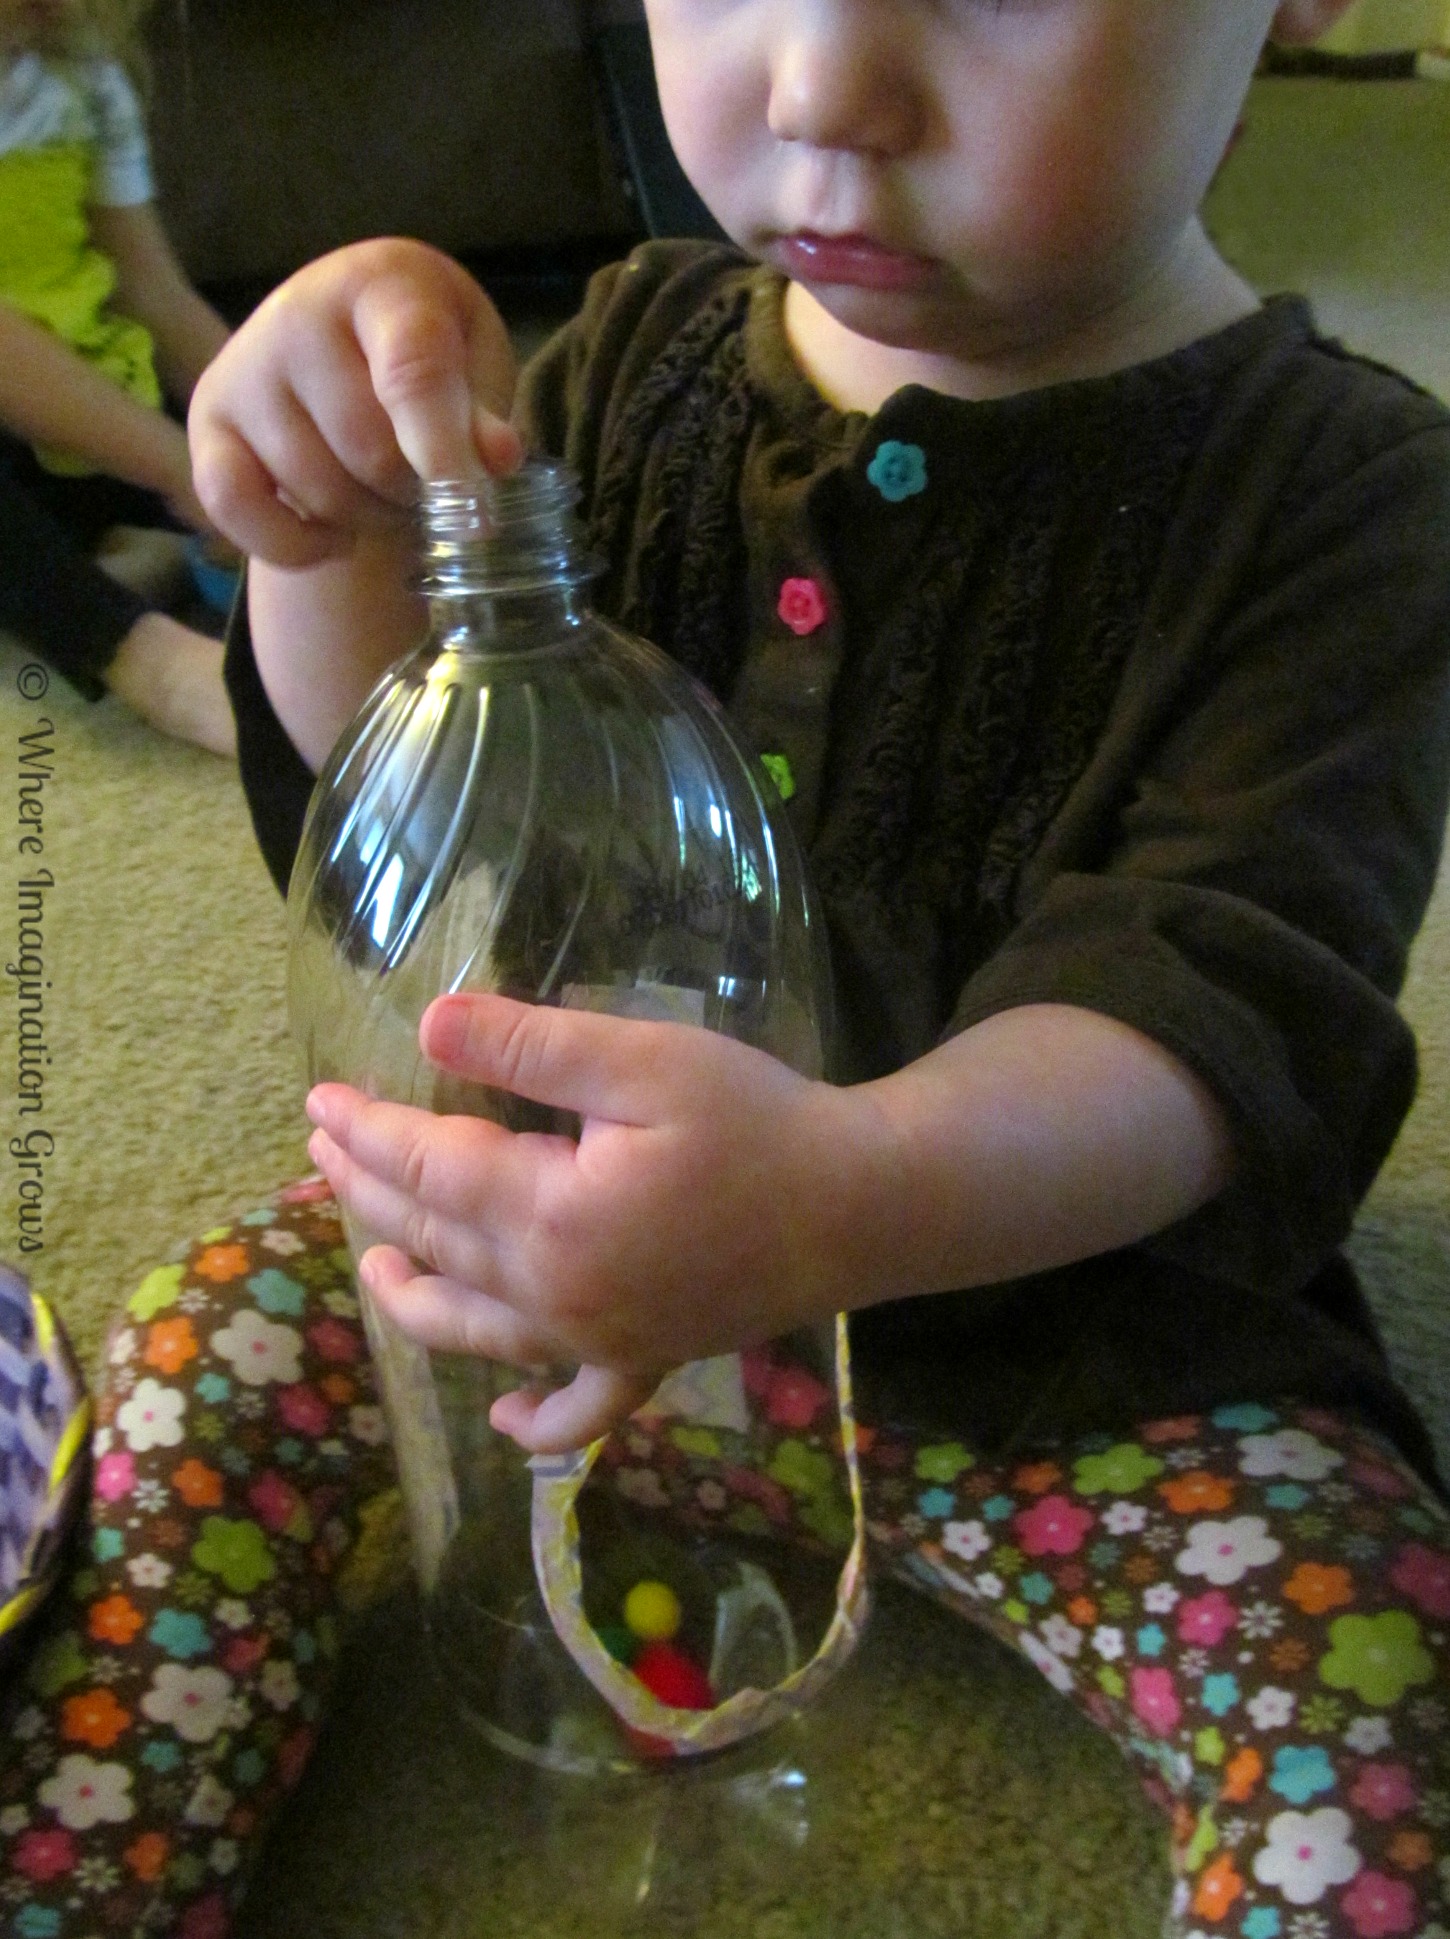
95,525,192,605
104,613,237,759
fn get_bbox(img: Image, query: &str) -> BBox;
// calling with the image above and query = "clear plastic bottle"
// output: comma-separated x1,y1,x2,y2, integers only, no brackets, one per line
285,464,865,1821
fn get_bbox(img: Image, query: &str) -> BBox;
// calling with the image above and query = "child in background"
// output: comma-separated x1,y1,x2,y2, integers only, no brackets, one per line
0,0,236,755
4,0,1450,1934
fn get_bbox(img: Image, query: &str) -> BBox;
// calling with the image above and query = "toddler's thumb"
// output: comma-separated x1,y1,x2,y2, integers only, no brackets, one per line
491,1364,662,1454
420,991,658,1124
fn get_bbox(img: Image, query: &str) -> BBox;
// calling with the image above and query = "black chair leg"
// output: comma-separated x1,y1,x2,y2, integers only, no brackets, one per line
588,21,729,243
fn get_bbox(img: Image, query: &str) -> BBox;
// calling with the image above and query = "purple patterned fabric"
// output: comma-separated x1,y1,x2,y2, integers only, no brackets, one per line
0,1264,87,1668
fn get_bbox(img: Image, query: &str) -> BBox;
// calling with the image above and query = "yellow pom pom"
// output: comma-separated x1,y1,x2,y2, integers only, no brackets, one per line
623,1579,682,1642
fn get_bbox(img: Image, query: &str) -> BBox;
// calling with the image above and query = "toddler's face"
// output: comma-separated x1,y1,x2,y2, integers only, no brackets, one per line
644,0,1278,371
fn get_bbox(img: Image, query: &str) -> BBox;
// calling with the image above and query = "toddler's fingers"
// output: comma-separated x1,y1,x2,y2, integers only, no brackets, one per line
360,1246,563,1369
189,417,345,568
306,1083,567,1249
283,319,423,510
491,1364,662,1455
306,1124,488,1290
222,358,412,530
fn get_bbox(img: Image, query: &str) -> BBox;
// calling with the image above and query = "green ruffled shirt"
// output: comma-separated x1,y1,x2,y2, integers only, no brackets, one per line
0,56,161,471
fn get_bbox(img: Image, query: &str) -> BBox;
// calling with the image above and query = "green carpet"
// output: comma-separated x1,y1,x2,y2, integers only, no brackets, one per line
2,73,1446,1939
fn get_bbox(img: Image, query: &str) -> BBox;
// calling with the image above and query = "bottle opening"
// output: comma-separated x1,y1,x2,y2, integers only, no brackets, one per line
419,462,601,597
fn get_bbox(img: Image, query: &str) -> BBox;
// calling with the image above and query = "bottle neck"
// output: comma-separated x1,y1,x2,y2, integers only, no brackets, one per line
417,464,599,646
426,583,589,646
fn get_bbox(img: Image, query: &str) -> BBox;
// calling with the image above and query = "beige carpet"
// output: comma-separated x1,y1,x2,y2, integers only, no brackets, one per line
2,72,1446,1939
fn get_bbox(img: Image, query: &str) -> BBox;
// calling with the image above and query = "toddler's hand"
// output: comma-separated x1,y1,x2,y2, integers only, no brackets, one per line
304,992,866,1452
188,239,523,569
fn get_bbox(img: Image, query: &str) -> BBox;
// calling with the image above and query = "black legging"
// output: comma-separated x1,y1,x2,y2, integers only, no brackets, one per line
0,429,178,699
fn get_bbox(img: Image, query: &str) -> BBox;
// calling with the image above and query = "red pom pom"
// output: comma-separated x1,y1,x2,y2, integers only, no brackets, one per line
632,1640,715,1711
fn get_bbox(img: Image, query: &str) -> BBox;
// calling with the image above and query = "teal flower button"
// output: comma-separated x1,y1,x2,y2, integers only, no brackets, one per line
148,1607,211,1660
760,752,796,801
1267,1742,1335,1803
866,439,927,502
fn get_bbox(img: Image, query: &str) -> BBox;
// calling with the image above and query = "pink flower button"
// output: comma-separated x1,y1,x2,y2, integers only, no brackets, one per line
94,1449,136,1502
275,1382,331,1437
776,576,828,636
306,1315,364,1364
1128,1665,1181,1737
1014,1492,1094,1557
1340,1869,1418,1939
1349,1762,1418,1822
763,1364,832,1430
1176,1589,1238,1646
1389,1541,1450,1618
248,1468,305,1534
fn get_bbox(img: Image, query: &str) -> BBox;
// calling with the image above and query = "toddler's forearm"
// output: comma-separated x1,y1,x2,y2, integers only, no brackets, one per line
806,1003,1236,1323
247,538,425,773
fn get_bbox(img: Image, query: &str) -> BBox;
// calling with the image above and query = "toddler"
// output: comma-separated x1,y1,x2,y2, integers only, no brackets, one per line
0,0,235,755
5,0,1450,1934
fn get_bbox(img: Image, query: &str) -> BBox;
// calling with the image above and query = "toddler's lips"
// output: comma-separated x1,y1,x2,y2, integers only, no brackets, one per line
775,231,939,293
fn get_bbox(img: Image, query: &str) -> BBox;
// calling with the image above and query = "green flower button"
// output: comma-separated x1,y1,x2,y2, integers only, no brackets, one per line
768,1439,836,1499
192,1515,278,1594
168,1854,207,1895
1183,1804,1218,1873
1318,1609,1434,1707
915,1442,975,1484
728,1503,774,1540
670,1425,722,1460
127,1263,185,1321
799,1491,855,1549
1194,1727,1226,1767
29,1628,88,1699
760,753,796,801
1071,1443,1165,1495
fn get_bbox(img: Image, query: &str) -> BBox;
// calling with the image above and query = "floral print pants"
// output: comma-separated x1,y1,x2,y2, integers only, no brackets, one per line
2,1178,1448,1939
0,1180,397,1939
860,1411,1450,1939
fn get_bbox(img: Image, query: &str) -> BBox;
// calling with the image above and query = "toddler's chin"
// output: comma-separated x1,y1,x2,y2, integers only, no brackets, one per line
796,277,999,361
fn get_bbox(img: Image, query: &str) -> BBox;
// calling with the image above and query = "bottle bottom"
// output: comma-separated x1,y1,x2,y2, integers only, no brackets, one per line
426,1593,825,1929
425,1491,842,1779
421,1522,840,1928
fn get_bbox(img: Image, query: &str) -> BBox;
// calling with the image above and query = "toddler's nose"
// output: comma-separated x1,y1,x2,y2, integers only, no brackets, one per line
766,4,926,159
